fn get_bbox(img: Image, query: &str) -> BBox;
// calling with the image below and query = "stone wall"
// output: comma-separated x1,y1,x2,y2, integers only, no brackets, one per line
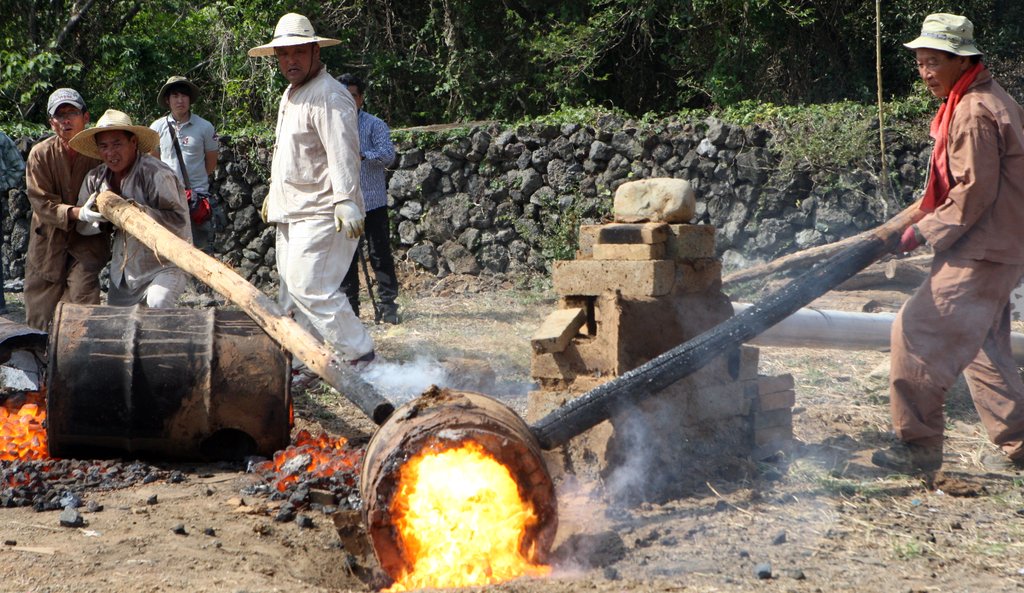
2,116,929,290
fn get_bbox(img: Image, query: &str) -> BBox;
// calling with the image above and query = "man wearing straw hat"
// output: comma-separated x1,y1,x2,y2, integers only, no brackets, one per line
70,109,192,308
871,13,1024,474
24,88,109,330
248,13,374,368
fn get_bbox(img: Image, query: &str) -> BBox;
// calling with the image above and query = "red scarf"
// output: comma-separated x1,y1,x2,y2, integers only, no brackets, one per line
921,62,985,212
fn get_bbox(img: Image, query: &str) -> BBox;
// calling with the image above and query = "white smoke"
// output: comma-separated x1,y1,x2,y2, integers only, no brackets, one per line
360,357,450,404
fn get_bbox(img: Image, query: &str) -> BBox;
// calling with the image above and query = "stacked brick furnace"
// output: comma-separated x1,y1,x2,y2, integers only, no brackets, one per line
526,179,796,503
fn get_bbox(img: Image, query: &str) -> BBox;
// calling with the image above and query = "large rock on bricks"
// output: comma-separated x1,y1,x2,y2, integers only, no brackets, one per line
613,178,696,223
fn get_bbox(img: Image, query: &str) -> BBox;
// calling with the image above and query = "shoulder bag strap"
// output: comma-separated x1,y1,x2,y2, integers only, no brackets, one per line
167,116,191,190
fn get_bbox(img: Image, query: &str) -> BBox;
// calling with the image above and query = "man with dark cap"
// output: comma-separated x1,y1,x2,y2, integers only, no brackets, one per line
150,76,221,253
24,88,110,330
871,13,1024,474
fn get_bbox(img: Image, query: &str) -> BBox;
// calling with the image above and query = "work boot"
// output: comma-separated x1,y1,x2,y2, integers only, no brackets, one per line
380,304,400,325
980,452,1024,473
871,441,943,473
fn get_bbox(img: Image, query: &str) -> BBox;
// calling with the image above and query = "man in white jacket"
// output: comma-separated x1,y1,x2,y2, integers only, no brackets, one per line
249,13,374,367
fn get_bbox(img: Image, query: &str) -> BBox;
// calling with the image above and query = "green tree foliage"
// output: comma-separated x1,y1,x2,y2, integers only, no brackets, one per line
0,0,1021,132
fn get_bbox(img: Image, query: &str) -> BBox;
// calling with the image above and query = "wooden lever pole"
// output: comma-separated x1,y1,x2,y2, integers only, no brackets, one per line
95,191,394,424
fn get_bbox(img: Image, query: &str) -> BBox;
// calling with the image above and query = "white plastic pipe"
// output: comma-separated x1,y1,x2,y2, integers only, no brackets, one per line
733,302,1024,364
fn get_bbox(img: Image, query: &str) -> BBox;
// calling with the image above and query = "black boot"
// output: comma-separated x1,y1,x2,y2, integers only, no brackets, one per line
380,303,400,325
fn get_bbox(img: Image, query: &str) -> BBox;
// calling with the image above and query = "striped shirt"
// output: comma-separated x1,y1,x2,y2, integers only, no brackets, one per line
355,110,395,211
0,132,24,191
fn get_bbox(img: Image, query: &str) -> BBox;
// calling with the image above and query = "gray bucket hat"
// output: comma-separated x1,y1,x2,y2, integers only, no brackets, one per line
904,13,983,56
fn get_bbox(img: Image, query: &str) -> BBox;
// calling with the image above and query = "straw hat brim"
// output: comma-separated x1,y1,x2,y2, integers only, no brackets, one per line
69,125,160,160
248,37,340,57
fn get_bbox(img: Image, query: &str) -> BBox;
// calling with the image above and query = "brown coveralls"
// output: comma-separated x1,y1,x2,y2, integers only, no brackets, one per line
24,135,110,330
890,70,1024,461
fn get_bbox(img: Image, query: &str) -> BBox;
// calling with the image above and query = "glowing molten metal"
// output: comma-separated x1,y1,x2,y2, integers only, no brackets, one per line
1,393,49,461
386,440,551,591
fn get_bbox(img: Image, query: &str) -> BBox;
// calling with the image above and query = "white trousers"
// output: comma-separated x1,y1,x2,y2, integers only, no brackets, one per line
276,218,373,360
107,268,188,308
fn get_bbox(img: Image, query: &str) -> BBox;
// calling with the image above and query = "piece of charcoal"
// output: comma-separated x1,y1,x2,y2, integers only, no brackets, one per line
754,563,773,579
275,507,296,523
59,507,85,528
59,492,82,509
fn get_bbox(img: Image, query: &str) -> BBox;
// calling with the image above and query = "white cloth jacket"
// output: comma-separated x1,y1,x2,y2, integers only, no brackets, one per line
266,66,364,222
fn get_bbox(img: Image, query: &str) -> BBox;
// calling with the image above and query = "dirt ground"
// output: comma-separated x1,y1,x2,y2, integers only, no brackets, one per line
2,265,1024,593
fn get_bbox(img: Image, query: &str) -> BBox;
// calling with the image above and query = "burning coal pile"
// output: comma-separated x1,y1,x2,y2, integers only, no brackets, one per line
0,389,199,511
244,429,365,521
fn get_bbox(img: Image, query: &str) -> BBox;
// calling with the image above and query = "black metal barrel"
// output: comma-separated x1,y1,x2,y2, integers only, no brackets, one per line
46,303,291,460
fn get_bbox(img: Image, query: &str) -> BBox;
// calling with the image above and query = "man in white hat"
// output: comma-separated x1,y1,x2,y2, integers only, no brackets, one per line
249,13,374,367
24,88,110,330
70,109,192,308
871,13,1024,474
150,76,221,254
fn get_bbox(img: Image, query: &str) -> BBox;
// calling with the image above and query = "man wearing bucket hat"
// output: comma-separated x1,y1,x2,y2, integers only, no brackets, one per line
24,88,110,330
71,109,192,308
248,13,374,368
871,14,1024,474
150,76,222,254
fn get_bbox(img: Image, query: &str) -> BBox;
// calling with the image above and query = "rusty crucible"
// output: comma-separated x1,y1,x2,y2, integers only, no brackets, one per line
359,388,558,581
355,200,922,581
46,303,291,460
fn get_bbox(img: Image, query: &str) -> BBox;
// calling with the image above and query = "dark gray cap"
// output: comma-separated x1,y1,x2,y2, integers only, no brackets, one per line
47,88,86,117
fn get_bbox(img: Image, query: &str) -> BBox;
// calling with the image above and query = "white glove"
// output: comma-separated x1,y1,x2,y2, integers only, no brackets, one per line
334,200,365,239
78,193,107,224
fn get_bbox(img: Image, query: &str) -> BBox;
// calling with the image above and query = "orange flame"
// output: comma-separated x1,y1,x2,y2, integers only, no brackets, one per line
0,393,49,461
256,429,363,492
386,441,551,591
